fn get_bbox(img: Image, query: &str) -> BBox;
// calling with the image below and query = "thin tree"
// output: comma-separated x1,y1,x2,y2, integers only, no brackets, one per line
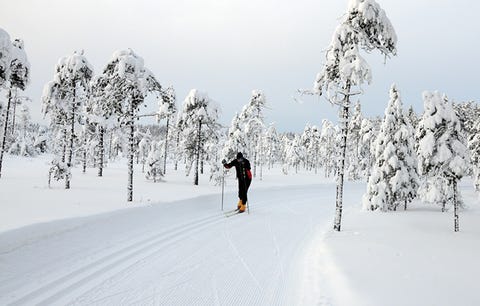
179,89,220,185
42,51,92,188
417,91,468,231
157,85,176,174
0,33,30,179
100,49,163,201
240,90,267,177
310,0,397,231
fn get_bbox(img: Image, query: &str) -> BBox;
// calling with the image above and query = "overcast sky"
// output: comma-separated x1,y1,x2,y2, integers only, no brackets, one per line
1,0,479,132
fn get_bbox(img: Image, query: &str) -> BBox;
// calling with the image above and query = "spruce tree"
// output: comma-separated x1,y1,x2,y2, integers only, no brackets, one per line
417,91,468,231
363,85,419,211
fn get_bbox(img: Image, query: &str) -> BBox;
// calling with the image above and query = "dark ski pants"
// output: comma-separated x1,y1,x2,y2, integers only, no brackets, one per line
238,178,251,204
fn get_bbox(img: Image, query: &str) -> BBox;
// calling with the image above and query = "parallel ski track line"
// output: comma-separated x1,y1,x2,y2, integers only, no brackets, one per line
7,213,224,306
222,221,264,293
264,214,287,305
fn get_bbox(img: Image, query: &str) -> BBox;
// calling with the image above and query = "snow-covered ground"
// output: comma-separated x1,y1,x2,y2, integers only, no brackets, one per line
1,156,479,305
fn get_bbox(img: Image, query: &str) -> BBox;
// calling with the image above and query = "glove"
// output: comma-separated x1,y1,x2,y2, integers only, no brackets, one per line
221,159,227,165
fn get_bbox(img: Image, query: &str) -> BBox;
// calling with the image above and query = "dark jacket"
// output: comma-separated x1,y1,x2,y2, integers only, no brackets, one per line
224,157,252,181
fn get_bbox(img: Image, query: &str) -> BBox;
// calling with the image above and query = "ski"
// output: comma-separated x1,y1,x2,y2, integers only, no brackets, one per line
224,209,245,217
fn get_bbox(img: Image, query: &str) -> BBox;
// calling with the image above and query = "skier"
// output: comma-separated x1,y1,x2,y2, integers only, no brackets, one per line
222,152,252,213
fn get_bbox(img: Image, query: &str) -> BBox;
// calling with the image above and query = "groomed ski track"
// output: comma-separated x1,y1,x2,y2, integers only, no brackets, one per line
0,183,343,305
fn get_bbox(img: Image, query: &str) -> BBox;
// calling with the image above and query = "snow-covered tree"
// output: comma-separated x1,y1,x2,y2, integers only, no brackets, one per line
283,134,303,174
223,112,245,160
358,117,376,177
468,117,480,190
406,106,419,131
239,90,267,177
417,91,468,231
137,129,151,173
42,51,92,188
145,140,164,182
263,123,279,170
0,28,11,88
99,49,163,201
347,101,363,180
309,125,322,173
86,73,120,176
319,120,338,178
363,85,419,211
156,85,176,174
8,105,36,157
0,30,30,178
312,0,397,231
179,89,220,185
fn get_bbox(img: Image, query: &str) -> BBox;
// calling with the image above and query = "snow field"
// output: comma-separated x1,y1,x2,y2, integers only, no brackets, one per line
2,156,480,305
0,155,338,305
319,180,480,306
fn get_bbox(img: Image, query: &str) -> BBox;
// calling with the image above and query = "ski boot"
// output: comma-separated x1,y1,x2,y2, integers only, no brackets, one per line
238,201,246,213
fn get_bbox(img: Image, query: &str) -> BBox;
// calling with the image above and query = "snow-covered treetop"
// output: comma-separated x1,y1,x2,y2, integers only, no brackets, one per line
249,90,266,112
240,90,267,135
55,51,93,87
314,0,397,101
157,85,176,120
181,89,220,124
0,28,30,90
104,49,161,94
110,49,145,80
93,49,162,125
42,51,93,119
9,39,30,90
0,28,12,87
421,91,459,131
347,0,397,54
418,91,467,179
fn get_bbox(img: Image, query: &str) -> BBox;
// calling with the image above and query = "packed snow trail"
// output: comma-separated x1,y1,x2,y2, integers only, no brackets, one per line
0,183,341,305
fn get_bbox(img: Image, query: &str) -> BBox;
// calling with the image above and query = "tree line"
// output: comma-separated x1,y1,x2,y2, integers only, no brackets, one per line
1,0,479,233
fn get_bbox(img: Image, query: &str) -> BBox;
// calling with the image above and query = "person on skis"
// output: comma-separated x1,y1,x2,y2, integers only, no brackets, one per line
222,152,252,213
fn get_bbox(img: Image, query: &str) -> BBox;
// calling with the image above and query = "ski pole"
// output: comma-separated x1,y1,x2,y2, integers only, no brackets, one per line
221,169,225,211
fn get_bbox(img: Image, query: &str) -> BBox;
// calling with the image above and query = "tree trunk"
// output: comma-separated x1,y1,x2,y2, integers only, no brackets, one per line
453,180,459,232
0,89,13,178
127,103,135,202
65,86,76,189
164,118,169,174
333,81,351,232
260,162,263,181
82,148,87,173
194,119,202,185
10,89,17,136
253,151,257,178
82,125,87,174
62,127,67,163
98,126,104,177
108,129,113,161
174,130,180,171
